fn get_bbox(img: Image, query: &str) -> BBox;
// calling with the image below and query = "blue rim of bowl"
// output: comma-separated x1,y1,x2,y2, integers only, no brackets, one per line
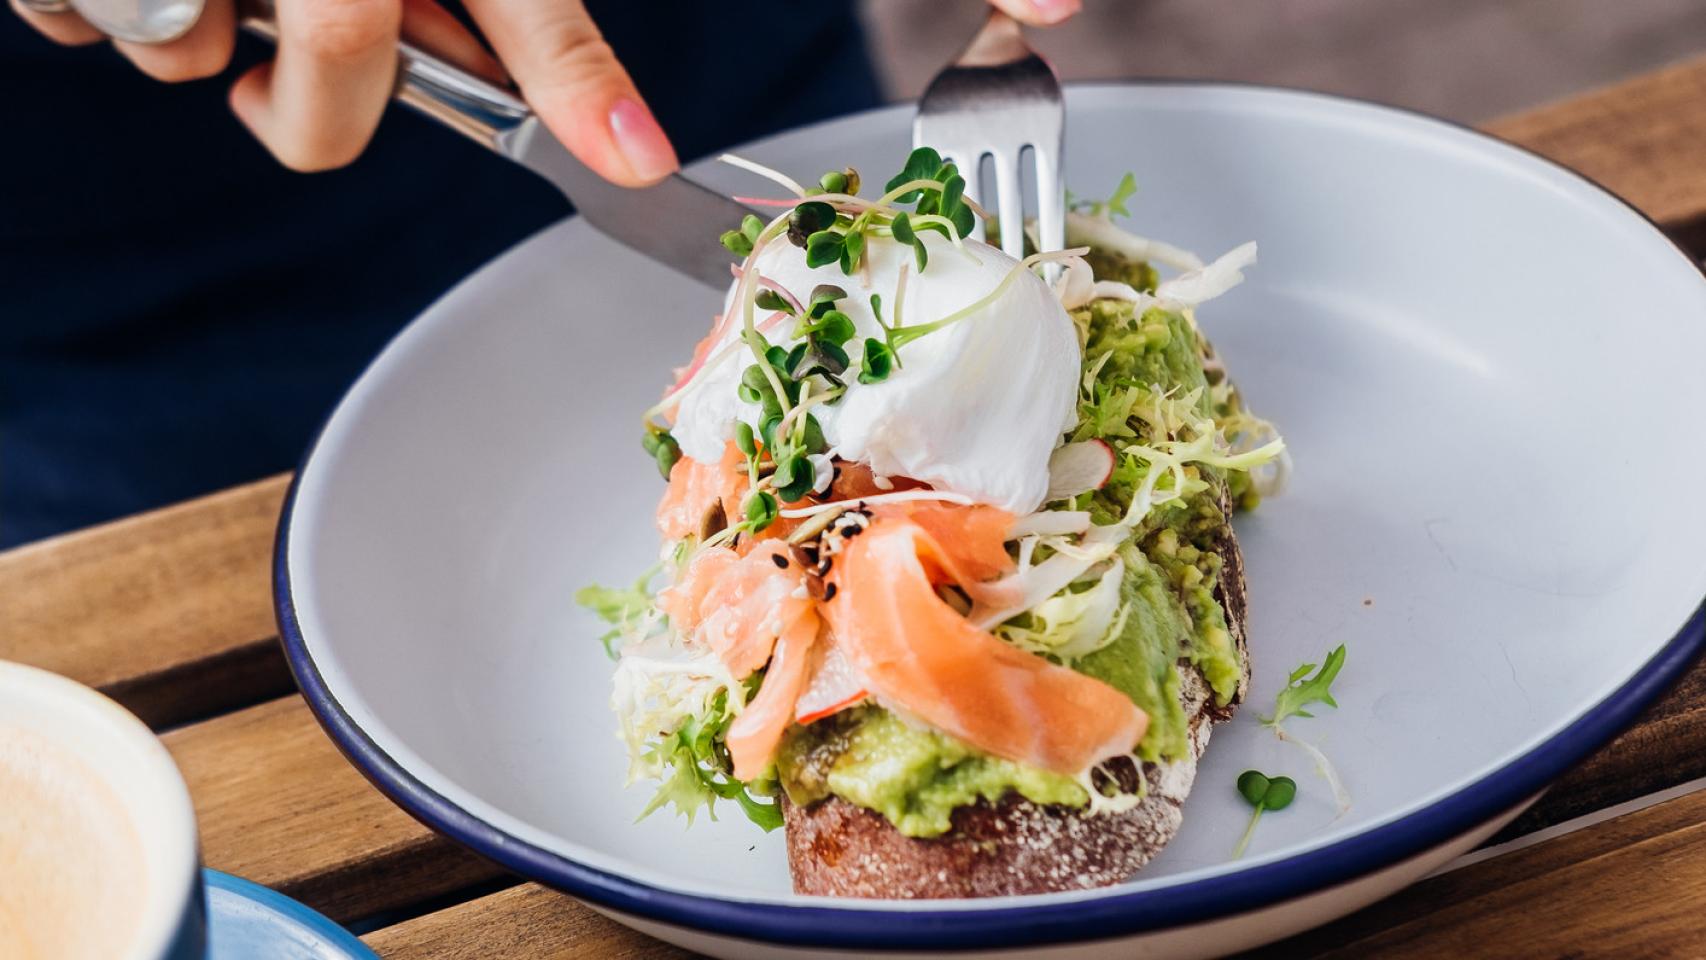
205,869,378,959
274,82,1706,951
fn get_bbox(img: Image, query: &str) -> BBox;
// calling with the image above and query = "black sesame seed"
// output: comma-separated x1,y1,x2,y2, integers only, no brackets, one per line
822,582,838,601
771,553,789,569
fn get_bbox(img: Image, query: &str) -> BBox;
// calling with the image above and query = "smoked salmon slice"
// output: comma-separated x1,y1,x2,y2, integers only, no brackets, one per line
727,613,820,780
659,541,814,680
823,516,1146,775
870,501,1014,584
655,442,748,541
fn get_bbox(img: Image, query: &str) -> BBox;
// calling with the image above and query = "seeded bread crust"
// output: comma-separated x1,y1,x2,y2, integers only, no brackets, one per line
783,507,1249,898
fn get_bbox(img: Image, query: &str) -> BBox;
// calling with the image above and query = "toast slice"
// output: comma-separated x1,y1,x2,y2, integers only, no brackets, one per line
782,494,1250,898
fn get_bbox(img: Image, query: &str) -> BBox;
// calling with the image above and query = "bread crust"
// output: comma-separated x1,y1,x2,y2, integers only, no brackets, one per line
783,509,1252,898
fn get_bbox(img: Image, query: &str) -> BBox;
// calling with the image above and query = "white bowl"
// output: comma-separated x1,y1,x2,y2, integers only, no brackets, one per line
276,84,1706,958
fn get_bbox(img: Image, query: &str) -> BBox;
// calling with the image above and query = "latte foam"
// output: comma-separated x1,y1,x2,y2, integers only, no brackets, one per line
0,726,147,960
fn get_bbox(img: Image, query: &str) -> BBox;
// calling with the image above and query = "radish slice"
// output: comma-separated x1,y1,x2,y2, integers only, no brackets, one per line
795,641,868,723
1046,440,1116,501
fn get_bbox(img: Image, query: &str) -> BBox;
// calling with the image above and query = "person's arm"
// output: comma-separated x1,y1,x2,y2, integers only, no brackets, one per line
12,0,1079,183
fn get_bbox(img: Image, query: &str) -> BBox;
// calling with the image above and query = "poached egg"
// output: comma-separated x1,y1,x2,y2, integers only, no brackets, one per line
672,232,1080,515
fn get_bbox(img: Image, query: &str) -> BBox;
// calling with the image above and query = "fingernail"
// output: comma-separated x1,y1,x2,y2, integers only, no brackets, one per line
1030,0,1080,23
610,98,677,182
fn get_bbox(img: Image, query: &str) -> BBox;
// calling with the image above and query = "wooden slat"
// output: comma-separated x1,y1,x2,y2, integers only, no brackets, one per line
363,885,694,960
1487,55,1706,246
161,694,506,922
1265,781,1706,958
0,474,294,727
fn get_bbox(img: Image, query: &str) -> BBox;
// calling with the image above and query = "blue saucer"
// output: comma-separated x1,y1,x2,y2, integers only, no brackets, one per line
205,869,377,959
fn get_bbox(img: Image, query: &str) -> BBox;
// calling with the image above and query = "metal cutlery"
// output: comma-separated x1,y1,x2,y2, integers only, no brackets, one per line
913,11,1066,262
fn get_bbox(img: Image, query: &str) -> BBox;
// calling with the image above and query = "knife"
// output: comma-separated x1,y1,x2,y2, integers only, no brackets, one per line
333,27,751,291
47,0,751,290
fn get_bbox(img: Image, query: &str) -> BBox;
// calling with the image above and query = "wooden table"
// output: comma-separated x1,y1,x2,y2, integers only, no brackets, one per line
5,58,1706,959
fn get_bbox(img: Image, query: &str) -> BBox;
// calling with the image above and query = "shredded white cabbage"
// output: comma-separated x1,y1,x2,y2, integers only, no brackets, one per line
1155,241,1258,307
1064,210,1205,272
1009,510,1091,539
996,557,1125,661
610,642,740,784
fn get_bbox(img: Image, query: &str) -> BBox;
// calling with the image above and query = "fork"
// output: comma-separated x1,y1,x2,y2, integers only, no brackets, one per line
914,10,1066,262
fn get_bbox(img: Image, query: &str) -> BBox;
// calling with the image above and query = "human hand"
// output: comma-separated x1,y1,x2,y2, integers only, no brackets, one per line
11,0,1078,181
11,0,678,184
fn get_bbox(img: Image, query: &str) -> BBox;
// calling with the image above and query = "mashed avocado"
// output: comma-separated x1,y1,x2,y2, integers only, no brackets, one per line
778,708,1087,837
775,254,1250,838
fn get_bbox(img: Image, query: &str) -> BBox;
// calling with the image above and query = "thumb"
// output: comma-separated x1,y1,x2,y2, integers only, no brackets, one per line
462,0,677,187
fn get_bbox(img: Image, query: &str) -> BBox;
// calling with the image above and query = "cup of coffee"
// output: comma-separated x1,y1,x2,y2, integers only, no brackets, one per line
0,659,205,960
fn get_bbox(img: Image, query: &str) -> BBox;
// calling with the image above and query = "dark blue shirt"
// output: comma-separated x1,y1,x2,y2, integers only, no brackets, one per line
0,3,880,546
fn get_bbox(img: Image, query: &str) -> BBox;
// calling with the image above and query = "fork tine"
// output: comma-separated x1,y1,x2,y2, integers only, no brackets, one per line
1032,143,1064,258
991,149,1027,260
952,151,988,244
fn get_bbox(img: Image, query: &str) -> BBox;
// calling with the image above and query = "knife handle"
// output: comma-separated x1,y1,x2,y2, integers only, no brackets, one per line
238,0,530,152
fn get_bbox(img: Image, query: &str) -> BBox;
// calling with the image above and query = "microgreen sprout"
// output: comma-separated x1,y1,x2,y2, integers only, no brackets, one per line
1231,769,1296,859
1071,171,1138,219
719,213,765,257
744,489,778,531
641,426,681,479
890,212,927,272
859,337,896,384
1262,645,1351,815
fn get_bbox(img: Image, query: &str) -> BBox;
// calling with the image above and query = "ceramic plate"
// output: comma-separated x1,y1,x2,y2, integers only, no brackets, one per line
275,84,1706,958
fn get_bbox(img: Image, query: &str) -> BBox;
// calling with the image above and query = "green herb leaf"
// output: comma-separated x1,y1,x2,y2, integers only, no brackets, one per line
891,211,916,244
1231,768,1297,859
891,213,928,272
800,413,826,453
755,289,794,315
807,284,846,319
731,790,783,831
858,338,895,384
1264,645,1347,726
744,490,778,531
811,310,856,345
787,201,838,248
719,230,753,257
733,421,757,457
773,456,815,503
885,147,943,202
740,363,771,395
869,293,884,327
939,172,965,219
740,213,765,243
818,170,848,194
653,435,681,479
642,427,681,479
1262,776,1297,810
839,228,865,275
1236,770,1270,806
574,572,654,660
1106,172,1138,219
804,230,844,269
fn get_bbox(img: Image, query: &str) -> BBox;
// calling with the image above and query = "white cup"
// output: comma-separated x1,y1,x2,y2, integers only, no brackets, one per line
0,659,205,960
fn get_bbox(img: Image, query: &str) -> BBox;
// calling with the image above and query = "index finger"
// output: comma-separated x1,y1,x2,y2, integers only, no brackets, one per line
460,0,676,186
